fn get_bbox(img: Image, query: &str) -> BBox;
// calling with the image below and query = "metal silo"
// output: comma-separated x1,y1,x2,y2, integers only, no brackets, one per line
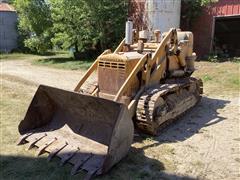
144,0,181,32
130,0,181,32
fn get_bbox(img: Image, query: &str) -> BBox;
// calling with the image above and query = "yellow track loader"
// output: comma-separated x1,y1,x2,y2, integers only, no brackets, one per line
17,20,203,178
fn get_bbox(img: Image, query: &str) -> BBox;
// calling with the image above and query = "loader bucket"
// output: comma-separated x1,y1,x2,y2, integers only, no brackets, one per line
18,85,134,177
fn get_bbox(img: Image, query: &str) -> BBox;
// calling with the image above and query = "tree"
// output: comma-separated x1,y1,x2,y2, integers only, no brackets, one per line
50,0,128,59
50,0,95,56
14,0,53,54
14,0,128,57
84,0,128,51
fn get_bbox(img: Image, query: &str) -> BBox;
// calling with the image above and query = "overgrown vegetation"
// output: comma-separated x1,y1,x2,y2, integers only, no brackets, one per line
181,0,218,29
14,0,53,54
13,0,127,58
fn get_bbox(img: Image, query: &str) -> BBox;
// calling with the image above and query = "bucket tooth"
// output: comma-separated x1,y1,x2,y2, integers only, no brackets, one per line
36,138,57,157
17,133,33,145
81,155,105,174
47,142,68,162
60,148,79,166
18,85,134,176
71,153,92,175
27,133,47,150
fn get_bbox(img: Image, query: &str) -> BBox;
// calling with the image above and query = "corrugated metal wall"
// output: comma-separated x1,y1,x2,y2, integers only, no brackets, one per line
145,0,181,32
129,0,181,32
190,0,240,57
0,11,18,52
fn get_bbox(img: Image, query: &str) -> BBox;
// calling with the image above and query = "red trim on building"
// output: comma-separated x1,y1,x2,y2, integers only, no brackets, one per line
190,0,240,57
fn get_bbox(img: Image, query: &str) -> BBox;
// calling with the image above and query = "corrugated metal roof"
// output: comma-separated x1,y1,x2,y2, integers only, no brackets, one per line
0,2,15,12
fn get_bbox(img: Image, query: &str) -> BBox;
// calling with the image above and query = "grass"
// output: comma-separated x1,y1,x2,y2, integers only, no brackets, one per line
0,83,86,179
1,58,240,179
0,82,176,179
32,55,93,70
0,53,42,61
0,52,94,70
193,61,240,96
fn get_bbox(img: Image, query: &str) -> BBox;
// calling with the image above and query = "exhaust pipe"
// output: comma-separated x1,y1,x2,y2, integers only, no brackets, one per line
125,19,133,45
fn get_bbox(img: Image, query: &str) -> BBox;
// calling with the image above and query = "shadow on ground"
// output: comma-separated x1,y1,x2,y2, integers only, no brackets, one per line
1,97,230,179
37,57,93,64
0,152,196,180
34,57,94,70
39,57,75,63
134,96,230,148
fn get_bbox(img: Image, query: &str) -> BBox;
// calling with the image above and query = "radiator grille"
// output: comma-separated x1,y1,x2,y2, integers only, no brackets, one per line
98,61,126,70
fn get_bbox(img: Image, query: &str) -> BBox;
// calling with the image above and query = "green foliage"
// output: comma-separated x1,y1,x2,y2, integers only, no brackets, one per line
14,0,127,57
50,0,127,58
84,0,128,51
50,0,93,52
233,57,240,63
181,0,218,29
14,0,53,54
24,36,50,54
4,0,15,4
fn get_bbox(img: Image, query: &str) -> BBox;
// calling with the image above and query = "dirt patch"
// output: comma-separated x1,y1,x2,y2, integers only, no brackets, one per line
1,60,96,91
1,60,239,179
155,96,240,179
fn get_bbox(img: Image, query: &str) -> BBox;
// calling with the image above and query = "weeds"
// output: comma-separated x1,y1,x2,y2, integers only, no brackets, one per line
202,75,213,82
